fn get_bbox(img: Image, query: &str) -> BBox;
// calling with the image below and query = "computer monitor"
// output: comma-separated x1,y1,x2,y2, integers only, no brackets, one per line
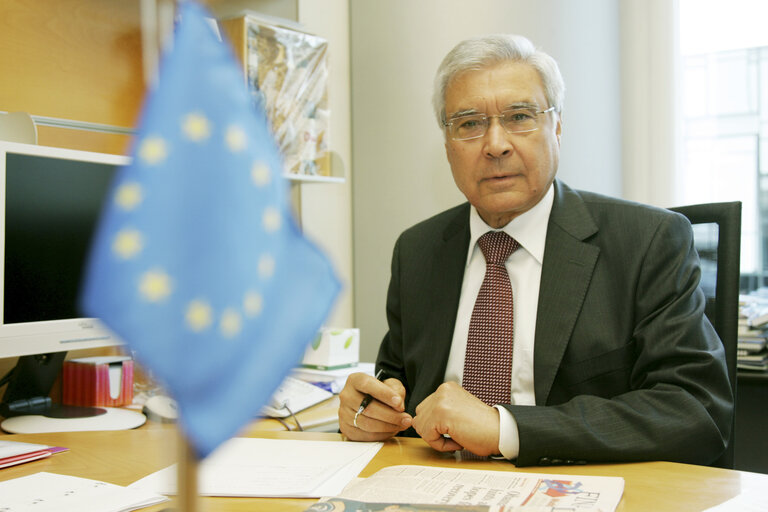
0,141,128,419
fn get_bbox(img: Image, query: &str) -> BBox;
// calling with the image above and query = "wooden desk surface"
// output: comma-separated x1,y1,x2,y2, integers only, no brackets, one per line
0,426,764,512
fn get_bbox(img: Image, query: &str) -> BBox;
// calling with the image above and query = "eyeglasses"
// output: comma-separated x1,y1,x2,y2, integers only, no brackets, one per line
443,106,556,141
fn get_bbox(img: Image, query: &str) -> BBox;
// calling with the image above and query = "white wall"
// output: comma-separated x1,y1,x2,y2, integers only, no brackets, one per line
619,0,678,207
350,0,623,361
297,0,354,329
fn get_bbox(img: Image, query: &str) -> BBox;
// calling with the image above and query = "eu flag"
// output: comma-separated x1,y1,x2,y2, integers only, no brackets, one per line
80,1,340,458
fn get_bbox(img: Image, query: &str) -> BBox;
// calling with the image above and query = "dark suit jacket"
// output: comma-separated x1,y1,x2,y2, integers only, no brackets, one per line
376,179,733,466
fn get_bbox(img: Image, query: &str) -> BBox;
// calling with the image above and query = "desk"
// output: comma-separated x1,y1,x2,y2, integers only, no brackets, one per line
1,426,766,512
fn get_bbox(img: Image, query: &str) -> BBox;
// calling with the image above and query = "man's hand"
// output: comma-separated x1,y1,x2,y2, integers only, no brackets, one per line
338,372,412,441
412,381,501,456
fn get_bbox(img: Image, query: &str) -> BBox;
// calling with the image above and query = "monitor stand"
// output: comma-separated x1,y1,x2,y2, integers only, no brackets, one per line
1,406,146,433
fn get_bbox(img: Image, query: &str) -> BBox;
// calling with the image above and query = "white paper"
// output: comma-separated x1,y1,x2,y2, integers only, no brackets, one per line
702,471,767,511
703,494,767,512
0,472,168,512
0,440,50,458
336,465,624,512
130,437,382,497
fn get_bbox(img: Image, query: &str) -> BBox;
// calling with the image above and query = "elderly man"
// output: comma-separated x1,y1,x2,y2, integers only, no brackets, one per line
338,34,732,467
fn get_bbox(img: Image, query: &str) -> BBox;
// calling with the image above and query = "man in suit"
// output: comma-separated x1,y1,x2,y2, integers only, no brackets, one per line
338,34,733,466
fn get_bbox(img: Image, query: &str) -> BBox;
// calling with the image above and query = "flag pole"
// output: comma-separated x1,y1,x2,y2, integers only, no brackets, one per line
177,429,199,512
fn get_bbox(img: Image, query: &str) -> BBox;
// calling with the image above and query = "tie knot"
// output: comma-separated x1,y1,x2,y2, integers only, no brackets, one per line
477,231,519,265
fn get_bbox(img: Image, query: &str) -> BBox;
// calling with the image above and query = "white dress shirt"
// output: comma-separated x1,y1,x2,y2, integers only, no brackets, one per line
443,184,554,459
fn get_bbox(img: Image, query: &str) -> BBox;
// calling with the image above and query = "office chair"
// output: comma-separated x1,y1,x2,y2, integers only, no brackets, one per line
668,201,741,469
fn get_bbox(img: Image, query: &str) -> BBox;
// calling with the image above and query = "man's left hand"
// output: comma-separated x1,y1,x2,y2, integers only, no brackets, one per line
412,381,501,456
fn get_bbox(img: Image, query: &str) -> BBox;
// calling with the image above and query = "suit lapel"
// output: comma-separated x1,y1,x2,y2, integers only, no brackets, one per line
533,180,600,403
424,204,471,388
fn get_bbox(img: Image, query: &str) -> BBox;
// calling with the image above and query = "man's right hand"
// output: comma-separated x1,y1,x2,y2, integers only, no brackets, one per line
338,372,412,441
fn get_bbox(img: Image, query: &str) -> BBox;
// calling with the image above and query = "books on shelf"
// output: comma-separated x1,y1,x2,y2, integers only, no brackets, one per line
738,338,767,353
737,339,768,371
738,347,768,371
739,294,768,329
738,323,768,340
738,360,768,371
737,298,768,372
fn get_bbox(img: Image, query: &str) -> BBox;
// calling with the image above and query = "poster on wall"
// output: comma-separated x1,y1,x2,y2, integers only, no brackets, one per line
239,14,330,177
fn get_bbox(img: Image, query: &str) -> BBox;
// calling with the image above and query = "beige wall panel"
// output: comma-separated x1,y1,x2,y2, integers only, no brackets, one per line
0,0,144,133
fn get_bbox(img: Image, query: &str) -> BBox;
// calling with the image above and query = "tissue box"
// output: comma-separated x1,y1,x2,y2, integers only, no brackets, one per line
62,356,134,407
301,328,359,370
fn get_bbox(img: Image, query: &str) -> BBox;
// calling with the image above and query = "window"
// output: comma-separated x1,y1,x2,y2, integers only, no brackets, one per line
678,0,768,288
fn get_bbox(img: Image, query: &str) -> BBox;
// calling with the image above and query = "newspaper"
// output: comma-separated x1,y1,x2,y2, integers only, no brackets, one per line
323,464,624,512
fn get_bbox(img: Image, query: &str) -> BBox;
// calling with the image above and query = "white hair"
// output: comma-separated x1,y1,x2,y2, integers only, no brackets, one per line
432,34,565,127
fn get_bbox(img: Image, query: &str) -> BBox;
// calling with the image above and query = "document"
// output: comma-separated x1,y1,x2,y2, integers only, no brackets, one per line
702,471,766,512
0,440,67,469
0,440,50,458
0,472,168,512
331,465,624,512
130,437,382,497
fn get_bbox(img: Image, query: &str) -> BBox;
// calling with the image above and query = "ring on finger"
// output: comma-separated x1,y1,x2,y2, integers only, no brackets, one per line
353,410,362,429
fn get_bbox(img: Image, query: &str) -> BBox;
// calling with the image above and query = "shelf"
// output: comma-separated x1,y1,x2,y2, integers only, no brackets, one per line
284,173,344,184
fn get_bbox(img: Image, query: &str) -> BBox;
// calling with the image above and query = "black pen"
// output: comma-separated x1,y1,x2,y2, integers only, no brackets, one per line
353,368,385,428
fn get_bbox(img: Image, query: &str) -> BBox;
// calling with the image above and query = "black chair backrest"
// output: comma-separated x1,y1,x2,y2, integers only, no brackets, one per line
668,201,741,469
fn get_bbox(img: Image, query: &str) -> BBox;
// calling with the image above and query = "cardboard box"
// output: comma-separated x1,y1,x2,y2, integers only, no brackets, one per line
62,356,134,407
301,328,359,370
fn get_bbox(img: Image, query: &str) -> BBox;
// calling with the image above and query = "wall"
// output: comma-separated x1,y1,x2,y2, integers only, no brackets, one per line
619,0,678,207
0,0,144,154
350,0,622,362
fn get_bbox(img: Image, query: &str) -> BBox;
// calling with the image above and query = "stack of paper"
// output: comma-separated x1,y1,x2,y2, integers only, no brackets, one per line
738,295,768,371
291,362,375,393
130,437,382,497
0,440,67,469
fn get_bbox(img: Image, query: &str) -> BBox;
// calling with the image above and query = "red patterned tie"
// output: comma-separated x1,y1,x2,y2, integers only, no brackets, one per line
463,231,519,406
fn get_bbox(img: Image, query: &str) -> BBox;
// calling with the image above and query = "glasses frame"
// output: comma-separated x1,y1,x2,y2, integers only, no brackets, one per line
443,106,556,141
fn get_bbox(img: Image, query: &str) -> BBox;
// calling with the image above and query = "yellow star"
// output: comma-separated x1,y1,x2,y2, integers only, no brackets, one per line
114,182,143,211
258,254,275,279
112,229,143,259
262,207,281,233
139,269,172,302
226,125,247,152
220,308,242,338
186,300,213,332
243,291,263,318
182,112,211,142
139,137,167,165
251,161,271,186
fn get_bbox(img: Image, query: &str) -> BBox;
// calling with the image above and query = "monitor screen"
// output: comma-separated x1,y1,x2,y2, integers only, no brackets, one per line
0,141,128,359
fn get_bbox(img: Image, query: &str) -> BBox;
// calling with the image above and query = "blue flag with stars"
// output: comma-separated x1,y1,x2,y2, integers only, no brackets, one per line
80,1,340,458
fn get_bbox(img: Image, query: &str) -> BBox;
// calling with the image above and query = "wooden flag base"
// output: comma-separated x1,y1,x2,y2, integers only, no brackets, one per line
158,427,200,512
177,430,200,512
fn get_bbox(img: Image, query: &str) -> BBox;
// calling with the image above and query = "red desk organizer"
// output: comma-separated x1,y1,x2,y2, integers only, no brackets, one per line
62,356,134,407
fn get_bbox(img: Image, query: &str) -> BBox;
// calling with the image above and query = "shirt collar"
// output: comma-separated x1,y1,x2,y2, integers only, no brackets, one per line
467,183,554,266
